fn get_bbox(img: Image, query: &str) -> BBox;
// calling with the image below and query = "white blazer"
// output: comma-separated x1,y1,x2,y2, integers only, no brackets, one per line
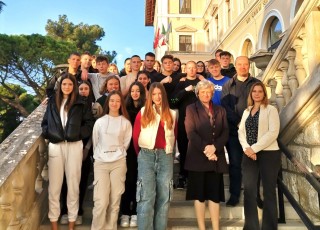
238,104,280,153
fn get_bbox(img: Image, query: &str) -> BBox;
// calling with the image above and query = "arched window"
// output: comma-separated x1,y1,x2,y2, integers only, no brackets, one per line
268,17,282,49
242,39,255,76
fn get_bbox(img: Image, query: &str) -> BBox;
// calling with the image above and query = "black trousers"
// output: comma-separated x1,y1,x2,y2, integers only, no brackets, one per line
226,135,243,200
177,123,188,178
120,144,138,215
242,150,281,230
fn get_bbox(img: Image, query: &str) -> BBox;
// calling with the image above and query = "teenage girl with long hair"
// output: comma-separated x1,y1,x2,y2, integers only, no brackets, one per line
133,82,177,230
41,74,94,230
91,90,132,230
119,82,146,227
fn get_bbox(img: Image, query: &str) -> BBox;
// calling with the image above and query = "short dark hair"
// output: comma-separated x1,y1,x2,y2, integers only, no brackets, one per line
124,58,131,64
131,55,141,60
161,54,174,63
215,49,223,56
96,55,109,64
69,52,81,58
220,51,232,58
145,52,155,59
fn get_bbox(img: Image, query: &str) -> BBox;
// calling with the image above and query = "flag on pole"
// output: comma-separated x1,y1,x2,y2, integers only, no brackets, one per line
153,28,160,49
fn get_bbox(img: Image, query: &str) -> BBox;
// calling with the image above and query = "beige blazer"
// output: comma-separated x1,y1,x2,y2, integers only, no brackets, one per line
238,104,280,153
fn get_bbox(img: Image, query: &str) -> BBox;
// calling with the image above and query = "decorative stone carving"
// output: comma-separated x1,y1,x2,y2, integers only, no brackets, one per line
285,50,299,95
298,26,309,77
274,70,285,111
292,38,307,86
278,60,291,105
249,49,273,80
267,78,278,110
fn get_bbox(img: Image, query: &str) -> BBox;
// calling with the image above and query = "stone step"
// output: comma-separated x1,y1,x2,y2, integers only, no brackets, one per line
169,199,300,220
171,190,297,220
167,218,307,230
40,218,307,230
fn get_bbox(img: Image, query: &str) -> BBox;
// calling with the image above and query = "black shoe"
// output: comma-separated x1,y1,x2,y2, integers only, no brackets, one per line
226,197,239,207
176,178,186,190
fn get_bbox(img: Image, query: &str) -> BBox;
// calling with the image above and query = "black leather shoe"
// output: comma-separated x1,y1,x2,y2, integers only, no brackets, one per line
226,197,239,207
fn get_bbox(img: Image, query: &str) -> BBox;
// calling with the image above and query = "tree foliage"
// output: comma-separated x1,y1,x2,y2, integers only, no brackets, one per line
46,15,105,54
0,14,117,140
0,84,38,142
0,33,76,116
101,50,118,64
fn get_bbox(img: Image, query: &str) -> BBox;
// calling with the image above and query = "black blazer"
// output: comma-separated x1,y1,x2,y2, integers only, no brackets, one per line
184,100,229,173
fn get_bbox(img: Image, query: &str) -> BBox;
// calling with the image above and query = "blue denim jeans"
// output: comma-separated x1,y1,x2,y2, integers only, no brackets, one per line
136,148,174,230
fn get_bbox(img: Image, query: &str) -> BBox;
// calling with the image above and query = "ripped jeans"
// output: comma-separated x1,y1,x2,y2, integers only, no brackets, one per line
136,148,174,230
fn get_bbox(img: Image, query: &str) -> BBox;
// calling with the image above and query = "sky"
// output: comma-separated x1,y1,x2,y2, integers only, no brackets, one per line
0,0,155,67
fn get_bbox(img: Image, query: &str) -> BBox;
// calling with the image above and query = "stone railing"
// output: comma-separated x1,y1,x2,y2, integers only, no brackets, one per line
250,0,320,139
257,0,320,145
0,105,48,230
249,0,320,223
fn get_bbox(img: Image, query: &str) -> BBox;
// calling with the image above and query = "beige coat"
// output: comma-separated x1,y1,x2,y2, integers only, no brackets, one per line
238,104,280,153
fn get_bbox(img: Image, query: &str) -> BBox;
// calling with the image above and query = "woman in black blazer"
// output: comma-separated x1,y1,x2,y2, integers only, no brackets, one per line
184,79,229,230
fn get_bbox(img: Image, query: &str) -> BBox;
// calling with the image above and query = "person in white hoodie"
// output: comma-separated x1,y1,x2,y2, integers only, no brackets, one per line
133,82,177,230
91,90,132,230
238,82,281,230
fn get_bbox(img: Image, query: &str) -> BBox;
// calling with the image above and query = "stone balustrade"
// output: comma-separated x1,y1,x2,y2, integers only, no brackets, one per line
249,0,320,223
0,105,48,230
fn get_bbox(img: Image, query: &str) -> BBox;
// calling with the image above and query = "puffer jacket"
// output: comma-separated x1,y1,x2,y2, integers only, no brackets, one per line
41,95,94,143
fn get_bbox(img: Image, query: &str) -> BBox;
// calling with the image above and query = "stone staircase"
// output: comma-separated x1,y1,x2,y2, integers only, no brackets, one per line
40,164,307,230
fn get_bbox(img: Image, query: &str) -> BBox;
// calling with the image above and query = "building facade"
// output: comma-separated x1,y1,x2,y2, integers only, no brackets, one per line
145,0,303,65
145,0,320,224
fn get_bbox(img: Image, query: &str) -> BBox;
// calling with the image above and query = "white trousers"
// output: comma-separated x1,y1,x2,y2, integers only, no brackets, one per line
91,158,127,230
48,141,83,222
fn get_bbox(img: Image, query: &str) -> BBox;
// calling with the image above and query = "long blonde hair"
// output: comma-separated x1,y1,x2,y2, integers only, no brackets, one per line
141,82,174,129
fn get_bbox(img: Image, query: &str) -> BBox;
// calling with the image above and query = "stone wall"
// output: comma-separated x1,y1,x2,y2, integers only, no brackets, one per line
0,105,48,230
283,107,320,221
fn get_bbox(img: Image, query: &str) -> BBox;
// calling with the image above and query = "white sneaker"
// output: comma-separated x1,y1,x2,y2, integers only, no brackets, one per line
130,215,137,227
75,215,82,225
120,215,130,227
59,214,68,225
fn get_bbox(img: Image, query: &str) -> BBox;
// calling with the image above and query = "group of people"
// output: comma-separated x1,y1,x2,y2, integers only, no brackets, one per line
41,49,282,230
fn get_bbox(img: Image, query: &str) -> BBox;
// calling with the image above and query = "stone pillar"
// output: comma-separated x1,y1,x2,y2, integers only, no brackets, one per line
304,11,320,74
268,78,278,110
292,37,307,86
298,26,309,77
274,70,285,111
279,60,291,105
285,50,299,95
8,171,24,229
